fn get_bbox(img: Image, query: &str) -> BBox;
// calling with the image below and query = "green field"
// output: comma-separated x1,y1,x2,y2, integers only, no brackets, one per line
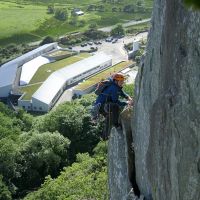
0,1,50,39
0,0,153,46
75,61,134,90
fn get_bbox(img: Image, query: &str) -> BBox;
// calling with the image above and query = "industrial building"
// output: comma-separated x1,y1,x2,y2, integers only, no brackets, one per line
18,52,112,112
0,43,58,98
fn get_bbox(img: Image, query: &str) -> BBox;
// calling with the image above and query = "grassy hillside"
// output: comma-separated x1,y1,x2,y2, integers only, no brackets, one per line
0,1,50,41
0,0,153,46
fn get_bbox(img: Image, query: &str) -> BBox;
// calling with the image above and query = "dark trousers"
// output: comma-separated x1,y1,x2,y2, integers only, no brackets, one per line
100,103,120,140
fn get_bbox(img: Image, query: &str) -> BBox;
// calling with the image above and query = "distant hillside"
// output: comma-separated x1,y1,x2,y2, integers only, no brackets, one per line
0,0,153,46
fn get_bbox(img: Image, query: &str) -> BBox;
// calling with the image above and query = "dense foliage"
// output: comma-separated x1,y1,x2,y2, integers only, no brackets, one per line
0,175,12,200
0,44,35,65
111,24,125,37
0,83,134,198
0,93,103,198
24,141,108,200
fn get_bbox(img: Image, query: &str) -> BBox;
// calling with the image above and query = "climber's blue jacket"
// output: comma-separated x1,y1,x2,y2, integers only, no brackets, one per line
95,80,129,107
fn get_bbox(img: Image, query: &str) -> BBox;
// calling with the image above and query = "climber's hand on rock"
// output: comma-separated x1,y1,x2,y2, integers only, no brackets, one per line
128,99,134,107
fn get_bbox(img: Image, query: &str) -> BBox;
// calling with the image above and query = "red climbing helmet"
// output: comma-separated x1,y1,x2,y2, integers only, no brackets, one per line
112,73,125,81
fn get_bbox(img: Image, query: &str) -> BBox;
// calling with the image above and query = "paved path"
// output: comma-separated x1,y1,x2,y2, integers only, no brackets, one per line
98,18,151,32
53,88,73,109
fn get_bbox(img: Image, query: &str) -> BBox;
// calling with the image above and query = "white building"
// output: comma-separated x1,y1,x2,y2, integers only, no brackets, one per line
20,56,51,86
0,43,58,97
75,10,84,16
0,63,18,98
133,40,140,52
28,52,112,112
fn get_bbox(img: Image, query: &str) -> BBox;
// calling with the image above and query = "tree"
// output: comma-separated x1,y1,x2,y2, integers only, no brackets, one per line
17,131,70,189
111,24,125,37
123,4,135,13
40,36,55,46
87,4,96,11
97,5,105,12
69,15,78,26
0,175,12,200
55,8,68,21
112,7,118,12
34,98,102,162
136,0,142,7
24,144,108,200
47,5,54,14
0,138,22,182
84,29,107,40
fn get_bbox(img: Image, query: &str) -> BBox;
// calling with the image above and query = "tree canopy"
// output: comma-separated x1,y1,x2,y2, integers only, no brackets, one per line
0,94,103,198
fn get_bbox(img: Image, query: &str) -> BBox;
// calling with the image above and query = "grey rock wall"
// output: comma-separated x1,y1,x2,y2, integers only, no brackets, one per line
108,108,136,200
134,0,200,199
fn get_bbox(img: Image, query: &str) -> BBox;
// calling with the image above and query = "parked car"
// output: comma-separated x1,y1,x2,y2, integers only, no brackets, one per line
81,43,87,47
88,41,93,45
90,47,98,51
112,38,118,43
105,37,113,42
68,46,72,49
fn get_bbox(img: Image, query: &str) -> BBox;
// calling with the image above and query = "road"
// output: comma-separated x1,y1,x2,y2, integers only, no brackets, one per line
98,18,151,32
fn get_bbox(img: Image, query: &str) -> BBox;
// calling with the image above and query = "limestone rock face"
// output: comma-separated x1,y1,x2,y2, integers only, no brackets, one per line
133,0,200,199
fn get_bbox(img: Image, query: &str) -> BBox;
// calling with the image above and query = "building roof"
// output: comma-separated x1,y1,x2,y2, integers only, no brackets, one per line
1,43,57,68
75,11,84,15
0,63,18,88
32,73,66,105
20,56,50,86
32,52,112,105
0,43,57,90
